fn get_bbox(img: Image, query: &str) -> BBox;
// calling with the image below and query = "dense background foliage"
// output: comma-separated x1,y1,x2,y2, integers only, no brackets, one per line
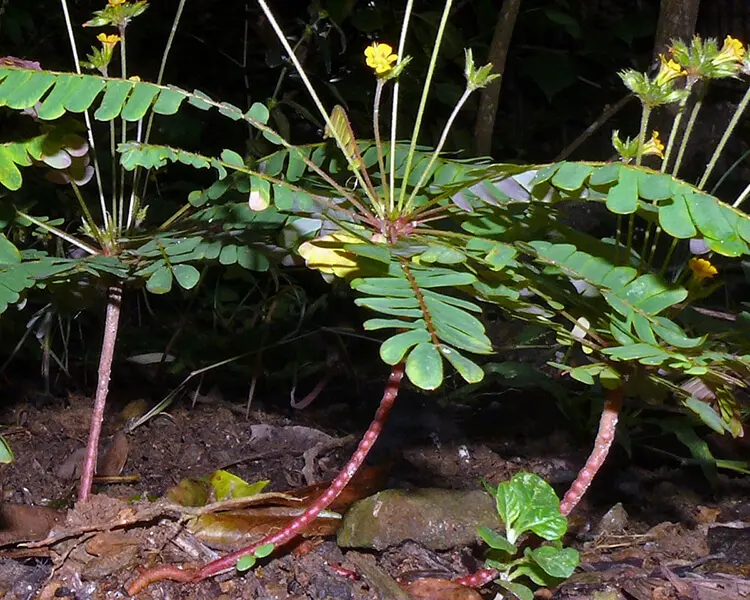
1,0,749,404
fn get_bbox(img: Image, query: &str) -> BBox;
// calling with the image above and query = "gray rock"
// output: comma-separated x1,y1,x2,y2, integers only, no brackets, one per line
337,488,502,551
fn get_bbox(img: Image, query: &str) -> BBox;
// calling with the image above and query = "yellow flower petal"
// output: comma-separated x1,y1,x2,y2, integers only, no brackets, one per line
688,257,718,281
643,130,665,158
721,36,745,62
298,233,362,278
654,54,685,86
364,42,398,75
97,33,121,44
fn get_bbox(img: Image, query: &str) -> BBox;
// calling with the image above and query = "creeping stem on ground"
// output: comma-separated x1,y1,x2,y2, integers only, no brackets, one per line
127,364,406,596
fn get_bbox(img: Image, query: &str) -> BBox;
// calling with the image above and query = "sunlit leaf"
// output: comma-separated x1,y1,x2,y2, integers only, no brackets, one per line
209,470,269,501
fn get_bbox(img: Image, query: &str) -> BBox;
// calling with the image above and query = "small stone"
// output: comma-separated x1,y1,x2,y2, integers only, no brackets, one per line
337,488,501,551
595,502,629,536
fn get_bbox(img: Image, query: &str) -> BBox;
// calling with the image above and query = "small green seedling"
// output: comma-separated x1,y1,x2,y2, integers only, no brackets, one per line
479,472,579,600
235,543,275,572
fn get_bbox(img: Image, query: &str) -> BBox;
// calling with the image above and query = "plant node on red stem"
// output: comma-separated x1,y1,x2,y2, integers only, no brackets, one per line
126,363,406,596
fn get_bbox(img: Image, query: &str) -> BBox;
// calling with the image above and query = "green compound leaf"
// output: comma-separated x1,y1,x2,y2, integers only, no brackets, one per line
439,346,484,384
605,165,638,214
550,162,593,191
380,328,431,365
659,194,697,238
173,264,200,290
523,241,690,351
0,66,271,136
405,342,443,391
146,265,173,294
488,162,750,258
352,261,491,389
0,234,21,264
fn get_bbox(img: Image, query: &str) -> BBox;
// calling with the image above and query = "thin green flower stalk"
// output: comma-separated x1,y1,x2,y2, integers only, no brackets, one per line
634,106,651,167
660,88,693,173
670,92,704,179
125,119,143,230
86,31,122,232
268,12,325,110
615,214,625,265
389,0,415,213
17,211,99,256
256,0,379,212
70,181,106,248
60,0,109,227
699,84,750,189
405,50,499,214
617,52,685,266
117,29,128,233
403,88,472,213
659,237,680,279
108,118,117,235
137,0,188,229
373,79,391,205
396,0,453,212
627,105,651,262
734,180,750,208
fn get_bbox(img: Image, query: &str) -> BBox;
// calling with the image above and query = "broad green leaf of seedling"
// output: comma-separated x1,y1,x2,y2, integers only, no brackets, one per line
236,554,256,572
491,472,567,544
254,543,274,558
529,545,580,579
482,472,579,593
477,525,516,555
496,581,534,600
235,543,274,572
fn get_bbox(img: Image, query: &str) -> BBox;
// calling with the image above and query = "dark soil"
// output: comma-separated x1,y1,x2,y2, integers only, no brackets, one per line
2,370,750,599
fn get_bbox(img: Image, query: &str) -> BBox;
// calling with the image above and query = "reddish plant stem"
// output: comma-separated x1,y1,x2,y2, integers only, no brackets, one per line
290,367,335,410
454,568,498,588
455,387,624,589
126,363,405,596
79,285,123,502
559,387,623,516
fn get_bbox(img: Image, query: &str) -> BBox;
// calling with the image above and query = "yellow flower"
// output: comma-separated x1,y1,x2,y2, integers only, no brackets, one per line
688,257,718,281
654,54,686,86
643,130,665,158
108,0,127,5
298,232,362,278
364,42,398,75
97,33,121,50
718,35,745,63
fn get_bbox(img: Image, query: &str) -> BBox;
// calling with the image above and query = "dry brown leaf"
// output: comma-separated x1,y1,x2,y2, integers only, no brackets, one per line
0,504,65,546
284,463,390,511
98,431,129,477
402,577,483,600
189,507,341,550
